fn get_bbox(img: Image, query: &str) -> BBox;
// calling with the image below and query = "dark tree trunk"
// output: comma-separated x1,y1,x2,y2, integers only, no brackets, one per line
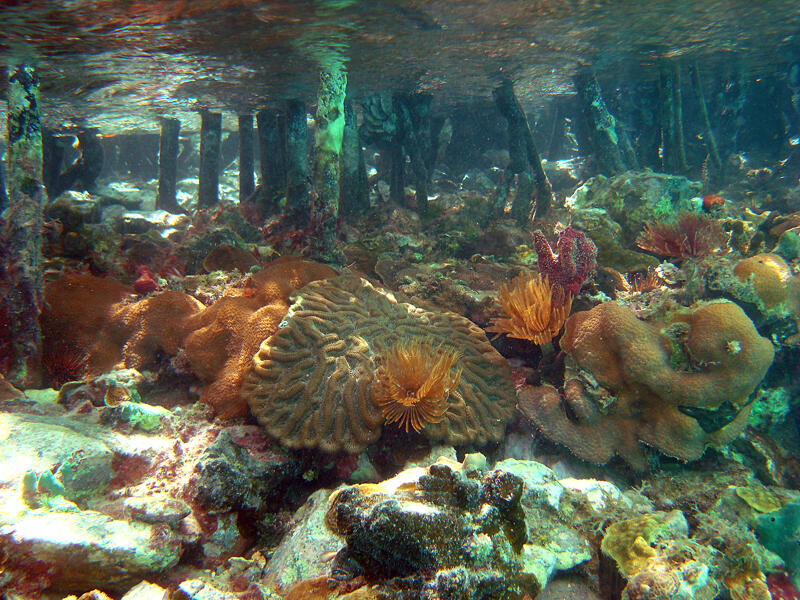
575,70,630,175
237,114,255,204
197,109,222,209
389,142,405,204
2,64,45,387
690,62,723,179
256,108,287,213
284,100,312,224
310,66,347,263
156,117,181,211
49,129,104,198
340,97,369,216
493,79,555,221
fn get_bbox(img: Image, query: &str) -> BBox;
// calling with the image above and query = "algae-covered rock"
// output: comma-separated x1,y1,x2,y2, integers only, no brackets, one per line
566,170,702,272
601,510,689,577
262,488,344,593
193,425,304,514
322,456,591,598
494,458,564,511
0,412,115,500
602,510,720,600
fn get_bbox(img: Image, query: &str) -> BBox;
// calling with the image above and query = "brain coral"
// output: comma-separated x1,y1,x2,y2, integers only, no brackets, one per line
242,275,516,453
519,301,774,470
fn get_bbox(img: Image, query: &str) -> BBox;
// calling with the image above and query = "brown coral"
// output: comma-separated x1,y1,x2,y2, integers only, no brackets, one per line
242,275,515,453
373,339,462,433
40,257,336,417
487,272,572,345
41,273,132,374
519,301,774,470
182,256,337,417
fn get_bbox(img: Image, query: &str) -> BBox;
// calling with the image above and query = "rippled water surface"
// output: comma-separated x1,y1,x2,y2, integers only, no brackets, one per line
1,0,799,132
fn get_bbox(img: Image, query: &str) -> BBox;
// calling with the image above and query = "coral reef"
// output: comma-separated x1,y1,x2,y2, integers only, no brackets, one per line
519,300,774,469
40,257,336,417
487,272,573,344
242,275,516,453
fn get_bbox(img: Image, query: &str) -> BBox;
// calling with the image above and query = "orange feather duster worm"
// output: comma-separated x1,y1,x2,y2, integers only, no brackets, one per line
373,339,462,433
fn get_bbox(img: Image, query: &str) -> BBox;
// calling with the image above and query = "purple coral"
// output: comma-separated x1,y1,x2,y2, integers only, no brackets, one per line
533,227,597,302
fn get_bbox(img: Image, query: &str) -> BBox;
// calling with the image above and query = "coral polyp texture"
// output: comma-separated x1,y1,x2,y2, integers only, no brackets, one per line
518,300,774,470
487,272,572,345
242,275,516,454
373,339,462,433
182,256,337,417
636,212,728,259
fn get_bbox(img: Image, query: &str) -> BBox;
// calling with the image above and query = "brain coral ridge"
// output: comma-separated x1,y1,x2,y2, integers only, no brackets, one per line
519,300,774,470
242,275,517,454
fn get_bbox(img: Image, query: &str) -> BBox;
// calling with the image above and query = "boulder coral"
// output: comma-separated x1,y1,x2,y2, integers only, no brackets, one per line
242,275,516,454
40,257,336,417
182,257,337,417
519,301,774,470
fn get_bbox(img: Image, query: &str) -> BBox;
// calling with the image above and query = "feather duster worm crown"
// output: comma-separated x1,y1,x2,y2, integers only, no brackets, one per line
487,272,572,345
373,339,462,433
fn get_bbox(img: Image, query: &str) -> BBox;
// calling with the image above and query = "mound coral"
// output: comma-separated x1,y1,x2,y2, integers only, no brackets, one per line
518,301,774,470
242,275,516,453
41,273,133,374
182,256,337,417
532,227,597,301
373,339,462,433
487,272,572,345
40,257,336,417
636,212,728,259
733,253,793,310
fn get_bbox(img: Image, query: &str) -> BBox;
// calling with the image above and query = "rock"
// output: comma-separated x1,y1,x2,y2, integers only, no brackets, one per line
193,425,304,514
263,489,344,593
0,505,182,593
403,445,458,469
121,581,169,600
77,591,115,600
494,458,564,511
174,579,240,600
102,401,172,432
560,478,626,512
0,412,115,501
322,457,591,598
537,576,601,600
124,494,191,527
